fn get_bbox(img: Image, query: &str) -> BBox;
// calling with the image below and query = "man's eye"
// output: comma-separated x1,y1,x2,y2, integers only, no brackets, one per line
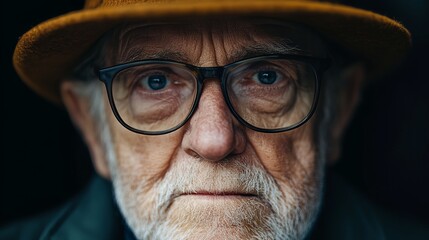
140,74,169,91
254,70,278,84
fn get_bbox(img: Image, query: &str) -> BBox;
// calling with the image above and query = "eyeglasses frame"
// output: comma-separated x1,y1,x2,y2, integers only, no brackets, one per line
98,54,330,135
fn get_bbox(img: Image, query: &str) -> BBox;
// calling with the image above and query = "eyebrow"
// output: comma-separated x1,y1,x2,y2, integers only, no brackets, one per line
228,41,304,63
120,49,192,63
118,40,303,65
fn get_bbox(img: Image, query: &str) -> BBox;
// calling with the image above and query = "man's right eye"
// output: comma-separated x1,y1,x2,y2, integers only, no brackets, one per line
145,74,168,90
137,72,170,91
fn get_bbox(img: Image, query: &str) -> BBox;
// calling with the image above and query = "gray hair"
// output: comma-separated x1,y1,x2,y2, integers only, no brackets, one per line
67,33,117,169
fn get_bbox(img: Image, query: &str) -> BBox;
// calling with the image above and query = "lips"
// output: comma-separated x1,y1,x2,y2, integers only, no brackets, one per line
180,191,258,198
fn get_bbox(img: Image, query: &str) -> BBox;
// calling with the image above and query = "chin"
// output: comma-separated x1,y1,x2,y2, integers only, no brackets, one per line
111,155,323,240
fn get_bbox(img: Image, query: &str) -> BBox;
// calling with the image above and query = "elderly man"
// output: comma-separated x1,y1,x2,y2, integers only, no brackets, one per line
2,0,427,239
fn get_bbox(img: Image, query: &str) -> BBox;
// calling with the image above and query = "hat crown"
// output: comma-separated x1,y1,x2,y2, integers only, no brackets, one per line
85,0,102,9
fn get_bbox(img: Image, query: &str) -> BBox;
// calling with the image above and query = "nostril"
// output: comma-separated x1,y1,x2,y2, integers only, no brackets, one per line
189,126,235,161
184,148,201,159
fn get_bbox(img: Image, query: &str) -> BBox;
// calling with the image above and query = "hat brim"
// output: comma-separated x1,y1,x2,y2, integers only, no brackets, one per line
13,0,411,104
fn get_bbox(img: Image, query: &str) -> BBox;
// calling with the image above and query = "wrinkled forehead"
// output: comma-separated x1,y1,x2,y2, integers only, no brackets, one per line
106,18,327,66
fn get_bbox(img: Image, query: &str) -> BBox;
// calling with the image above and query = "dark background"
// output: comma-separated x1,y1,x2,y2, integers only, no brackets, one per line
1,0,428,227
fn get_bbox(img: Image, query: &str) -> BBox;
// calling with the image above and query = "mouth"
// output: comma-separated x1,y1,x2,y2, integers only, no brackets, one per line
179,191,259,199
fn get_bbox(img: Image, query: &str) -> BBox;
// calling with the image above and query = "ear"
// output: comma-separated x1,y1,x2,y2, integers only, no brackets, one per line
327,63,366,164
61,81,111,179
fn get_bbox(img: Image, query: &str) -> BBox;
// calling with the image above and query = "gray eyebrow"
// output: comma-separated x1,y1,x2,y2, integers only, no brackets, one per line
148,50,192,63
118,41,302,65
228,41,304,63
119,49,192,63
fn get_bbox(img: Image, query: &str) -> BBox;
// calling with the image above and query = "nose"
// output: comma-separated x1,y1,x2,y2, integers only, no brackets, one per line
182,80,246,161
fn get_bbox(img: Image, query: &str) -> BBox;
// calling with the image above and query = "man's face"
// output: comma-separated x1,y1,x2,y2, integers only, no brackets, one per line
100,19,327,239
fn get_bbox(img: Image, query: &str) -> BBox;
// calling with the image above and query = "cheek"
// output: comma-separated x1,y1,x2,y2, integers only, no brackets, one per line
107,109,184,188
247,122,318,185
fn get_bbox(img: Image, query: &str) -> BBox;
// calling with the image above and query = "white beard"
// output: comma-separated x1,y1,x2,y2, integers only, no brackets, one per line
107,151,323,240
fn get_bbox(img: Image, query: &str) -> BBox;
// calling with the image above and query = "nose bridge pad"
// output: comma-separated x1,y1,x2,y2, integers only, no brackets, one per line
192,68,234,129
196,67,233,121
198,66,228,110
199,67,224,80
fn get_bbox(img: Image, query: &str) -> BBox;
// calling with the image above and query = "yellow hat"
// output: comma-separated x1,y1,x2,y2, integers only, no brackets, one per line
13,0,411,104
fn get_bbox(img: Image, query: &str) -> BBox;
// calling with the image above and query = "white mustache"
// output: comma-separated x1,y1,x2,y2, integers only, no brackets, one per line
152,156,284,214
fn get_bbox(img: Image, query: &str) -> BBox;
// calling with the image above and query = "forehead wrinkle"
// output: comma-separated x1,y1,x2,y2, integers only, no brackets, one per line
110,20,324,66
113,24,149,62
220,22,315,63
239,20,327,58
112,23,200,64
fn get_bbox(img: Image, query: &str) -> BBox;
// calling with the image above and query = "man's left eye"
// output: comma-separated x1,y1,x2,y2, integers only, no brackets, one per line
254,70,278,84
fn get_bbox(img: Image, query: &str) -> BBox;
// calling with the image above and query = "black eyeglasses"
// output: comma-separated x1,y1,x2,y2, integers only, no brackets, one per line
98,54,330,135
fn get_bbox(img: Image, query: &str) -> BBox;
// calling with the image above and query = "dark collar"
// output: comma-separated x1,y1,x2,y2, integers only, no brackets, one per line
39,175,124,240
308,171,385,240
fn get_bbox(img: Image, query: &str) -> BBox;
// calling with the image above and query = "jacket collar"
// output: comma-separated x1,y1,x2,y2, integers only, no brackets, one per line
39,175,123,240
308,172,385,239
